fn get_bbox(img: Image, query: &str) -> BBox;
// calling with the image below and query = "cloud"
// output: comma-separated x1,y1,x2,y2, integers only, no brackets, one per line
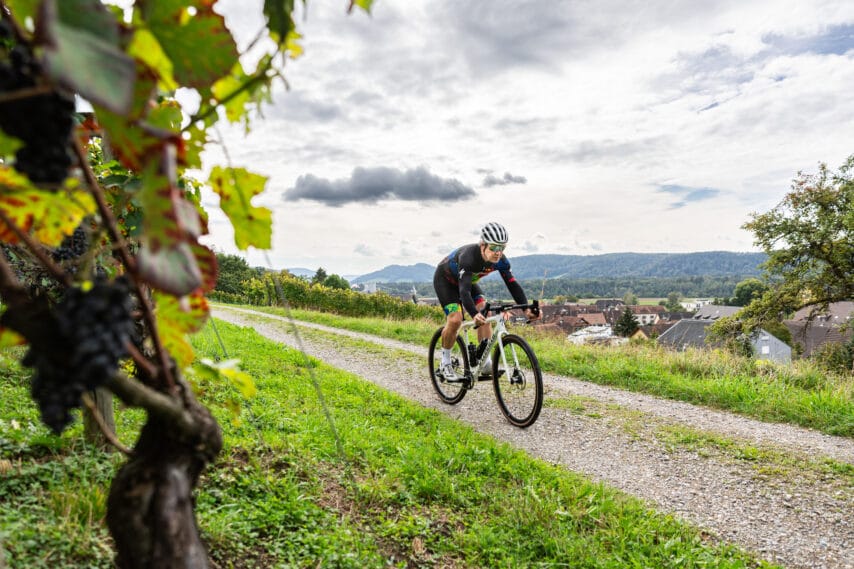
657,184,722,209
354,243,378,256
482,172,528,187
763,24,854,57
283,166,476,206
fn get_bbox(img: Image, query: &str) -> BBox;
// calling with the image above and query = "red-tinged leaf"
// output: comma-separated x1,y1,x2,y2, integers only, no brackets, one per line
0,168,96,246
191,242,218,293
154,290,209,369
40,0,135,114
145,1,239,88
138,238,202,296
208,166,272,250
138,161,203,248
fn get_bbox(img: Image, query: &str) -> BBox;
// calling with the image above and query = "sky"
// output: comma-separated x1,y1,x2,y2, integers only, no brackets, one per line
194,0,854,278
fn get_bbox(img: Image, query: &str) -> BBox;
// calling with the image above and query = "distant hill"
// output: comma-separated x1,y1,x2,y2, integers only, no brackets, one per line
286,267,315,278
354,263,434,284
352,252,767,283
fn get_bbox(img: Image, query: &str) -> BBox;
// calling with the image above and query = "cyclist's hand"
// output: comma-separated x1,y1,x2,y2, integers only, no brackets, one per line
473,312,487,327
525,308,540,322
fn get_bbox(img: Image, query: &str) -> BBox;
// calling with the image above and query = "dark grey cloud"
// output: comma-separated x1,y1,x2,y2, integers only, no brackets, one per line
482,172,527,187
657,184,721,209
283,166,476,206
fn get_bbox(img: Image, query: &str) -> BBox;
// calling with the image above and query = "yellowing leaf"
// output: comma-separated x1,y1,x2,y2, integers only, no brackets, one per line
0,167,96,246
0,327,26,349
128,28,178,91
154,291,209,369
199,357,256,399
208,166,272,250
211,68,251,124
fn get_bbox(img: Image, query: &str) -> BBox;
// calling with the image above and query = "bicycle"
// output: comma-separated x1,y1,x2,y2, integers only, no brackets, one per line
427,300,543,428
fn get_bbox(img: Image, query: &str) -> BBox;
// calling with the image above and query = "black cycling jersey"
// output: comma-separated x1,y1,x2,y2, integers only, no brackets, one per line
434,243,527,317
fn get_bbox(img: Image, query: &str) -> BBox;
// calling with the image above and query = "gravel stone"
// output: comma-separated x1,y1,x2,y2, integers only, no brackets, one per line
213,306,854,569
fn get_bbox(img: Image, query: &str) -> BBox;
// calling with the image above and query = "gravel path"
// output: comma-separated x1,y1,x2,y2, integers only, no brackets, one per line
212,306,854,569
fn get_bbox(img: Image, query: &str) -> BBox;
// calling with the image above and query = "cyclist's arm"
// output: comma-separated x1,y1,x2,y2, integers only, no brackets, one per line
458,271,480,317
498,263,527,306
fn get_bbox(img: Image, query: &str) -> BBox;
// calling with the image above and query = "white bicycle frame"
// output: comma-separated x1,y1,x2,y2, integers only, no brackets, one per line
458,312,517,380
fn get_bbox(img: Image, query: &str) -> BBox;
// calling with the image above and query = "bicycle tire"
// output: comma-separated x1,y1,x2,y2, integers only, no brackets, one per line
491,334,543,427
428,326,469,404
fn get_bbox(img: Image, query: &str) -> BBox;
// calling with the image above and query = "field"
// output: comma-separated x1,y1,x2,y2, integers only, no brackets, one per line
0,316,792,568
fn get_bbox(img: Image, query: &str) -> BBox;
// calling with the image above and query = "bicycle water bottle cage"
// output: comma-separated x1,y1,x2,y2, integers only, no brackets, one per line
467,342,477,363
475,338,489,360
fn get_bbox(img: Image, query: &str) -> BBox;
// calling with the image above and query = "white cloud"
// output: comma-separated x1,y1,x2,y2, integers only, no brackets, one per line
198,0,854,276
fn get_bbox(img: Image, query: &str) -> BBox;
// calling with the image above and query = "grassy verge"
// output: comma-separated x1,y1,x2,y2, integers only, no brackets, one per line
0,321,778,568
225,304,854,437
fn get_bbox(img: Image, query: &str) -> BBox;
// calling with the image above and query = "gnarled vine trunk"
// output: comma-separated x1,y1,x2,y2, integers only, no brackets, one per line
106,392,222,569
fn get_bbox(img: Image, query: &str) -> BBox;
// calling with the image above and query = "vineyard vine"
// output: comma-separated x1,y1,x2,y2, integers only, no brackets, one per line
0,0,371,567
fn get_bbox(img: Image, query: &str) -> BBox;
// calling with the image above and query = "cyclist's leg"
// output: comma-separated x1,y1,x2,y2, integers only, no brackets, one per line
473,285,491,343
433,272,464,356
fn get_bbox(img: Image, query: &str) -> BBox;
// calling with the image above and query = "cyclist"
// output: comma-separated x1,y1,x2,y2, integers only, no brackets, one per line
432,222,540,380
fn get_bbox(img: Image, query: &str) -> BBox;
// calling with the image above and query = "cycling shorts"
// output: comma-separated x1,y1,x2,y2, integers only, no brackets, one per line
433,270,485,316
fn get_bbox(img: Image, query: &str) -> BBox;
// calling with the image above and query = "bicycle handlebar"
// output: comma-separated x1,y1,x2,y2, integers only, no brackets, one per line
483,299,539,316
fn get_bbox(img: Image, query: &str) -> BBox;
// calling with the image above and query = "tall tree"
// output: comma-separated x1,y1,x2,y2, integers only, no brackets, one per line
730,278,768,307
613,307,639,337
311,266,329,285
740,156,854,325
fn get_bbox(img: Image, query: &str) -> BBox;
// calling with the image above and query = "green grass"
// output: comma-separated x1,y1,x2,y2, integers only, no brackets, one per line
0,320,780,568
226,304,854,438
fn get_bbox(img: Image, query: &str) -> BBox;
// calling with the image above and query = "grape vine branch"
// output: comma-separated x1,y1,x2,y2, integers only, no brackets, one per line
0,0,372,567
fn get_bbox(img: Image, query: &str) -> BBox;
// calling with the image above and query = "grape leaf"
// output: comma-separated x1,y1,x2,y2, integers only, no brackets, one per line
0,167,96,246
154,290,209,369
0,327,25,348
4,0,40,32
191,243,219,293
128,28,179,92
144,1,239,88
40,0,135,114
263,0,295,44
195,358,256,399
208,166,272,250
138,239,202,296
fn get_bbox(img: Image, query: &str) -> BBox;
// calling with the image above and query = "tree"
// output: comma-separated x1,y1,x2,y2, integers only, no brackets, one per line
622,290,638,305
664,291,683,311
740,156,854,325
0,1,371,567
215,252,261,295
311,266,329,285
613,307,639,337
730,278,768,307
323,273,350,290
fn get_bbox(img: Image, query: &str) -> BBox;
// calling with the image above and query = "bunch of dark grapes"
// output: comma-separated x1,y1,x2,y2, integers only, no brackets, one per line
51,225,89,261
0,19,75,185
24,278,136,433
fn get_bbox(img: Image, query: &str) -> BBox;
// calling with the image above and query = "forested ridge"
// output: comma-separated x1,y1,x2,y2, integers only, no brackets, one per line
352,251,766,283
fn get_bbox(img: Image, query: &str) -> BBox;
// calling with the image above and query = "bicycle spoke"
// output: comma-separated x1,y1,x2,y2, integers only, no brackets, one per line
492,334,543,427
428,327,468,404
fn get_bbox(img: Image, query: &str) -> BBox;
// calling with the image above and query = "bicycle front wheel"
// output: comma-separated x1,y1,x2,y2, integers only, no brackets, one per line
428,327,468,404
492,334,543,427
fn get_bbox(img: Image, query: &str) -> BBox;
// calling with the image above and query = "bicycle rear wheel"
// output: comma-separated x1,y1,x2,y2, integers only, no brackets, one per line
492,334,543,427
428,327,468,404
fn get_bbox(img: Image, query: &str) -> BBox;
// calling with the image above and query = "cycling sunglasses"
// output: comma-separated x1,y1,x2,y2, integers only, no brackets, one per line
486,243,506,252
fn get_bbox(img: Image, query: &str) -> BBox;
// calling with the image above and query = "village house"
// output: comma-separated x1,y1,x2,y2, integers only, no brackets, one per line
784,301,854,357
657,305,791,363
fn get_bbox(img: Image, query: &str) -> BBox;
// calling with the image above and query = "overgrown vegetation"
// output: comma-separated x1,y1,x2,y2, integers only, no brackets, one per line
0,323,779,568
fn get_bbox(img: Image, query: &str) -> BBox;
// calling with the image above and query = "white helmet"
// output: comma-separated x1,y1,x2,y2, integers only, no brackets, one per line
480,222,508,244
